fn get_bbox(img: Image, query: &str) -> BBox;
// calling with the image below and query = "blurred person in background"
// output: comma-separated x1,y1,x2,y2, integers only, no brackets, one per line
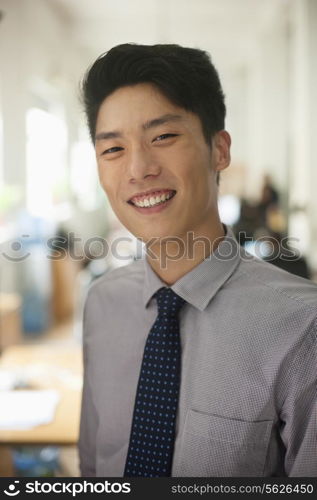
233,198,262,245
78,43,317,477
258,174,280,226
263,230,311,280
233,175,311,279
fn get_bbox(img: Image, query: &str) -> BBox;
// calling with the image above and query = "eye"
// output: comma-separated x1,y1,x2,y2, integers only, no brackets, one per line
153,133,178,142
102,146,123,155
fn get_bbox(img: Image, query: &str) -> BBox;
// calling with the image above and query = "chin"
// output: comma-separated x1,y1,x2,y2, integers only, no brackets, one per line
134,230,168,245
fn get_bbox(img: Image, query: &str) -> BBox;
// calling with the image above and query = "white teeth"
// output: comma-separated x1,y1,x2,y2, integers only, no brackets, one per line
133,191,174,207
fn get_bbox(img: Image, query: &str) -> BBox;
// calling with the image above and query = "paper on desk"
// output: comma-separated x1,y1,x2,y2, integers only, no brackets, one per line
0,390,60,430
0,370,18,390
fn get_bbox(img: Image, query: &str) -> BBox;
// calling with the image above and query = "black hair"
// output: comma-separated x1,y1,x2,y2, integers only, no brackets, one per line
82,43,226,146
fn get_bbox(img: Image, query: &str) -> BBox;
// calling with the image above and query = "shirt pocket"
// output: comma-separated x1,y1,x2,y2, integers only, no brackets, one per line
175,409,273,477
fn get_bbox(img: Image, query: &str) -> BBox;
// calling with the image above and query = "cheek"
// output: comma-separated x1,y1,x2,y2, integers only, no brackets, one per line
98,169,126,211
180,152,212,190
98,165,113,193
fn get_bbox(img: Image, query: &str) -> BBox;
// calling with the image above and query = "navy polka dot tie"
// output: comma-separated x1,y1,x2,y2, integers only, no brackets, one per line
124,287,186,477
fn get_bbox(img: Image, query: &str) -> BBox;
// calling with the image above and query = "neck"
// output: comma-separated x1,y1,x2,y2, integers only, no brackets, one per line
146,219,226,285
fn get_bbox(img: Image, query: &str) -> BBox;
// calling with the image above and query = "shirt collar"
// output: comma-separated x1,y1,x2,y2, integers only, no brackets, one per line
142,226,241,311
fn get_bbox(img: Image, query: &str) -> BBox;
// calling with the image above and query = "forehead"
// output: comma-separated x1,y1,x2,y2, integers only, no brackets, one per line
96,83,187,131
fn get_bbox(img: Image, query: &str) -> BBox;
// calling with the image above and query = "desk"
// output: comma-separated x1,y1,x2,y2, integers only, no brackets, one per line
0,343,82,445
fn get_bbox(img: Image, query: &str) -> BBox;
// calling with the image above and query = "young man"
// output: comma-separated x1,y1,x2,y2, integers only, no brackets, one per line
78,44,317,477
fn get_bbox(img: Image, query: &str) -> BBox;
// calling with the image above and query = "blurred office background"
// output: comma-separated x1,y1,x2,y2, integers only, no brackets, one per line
0,0,316,476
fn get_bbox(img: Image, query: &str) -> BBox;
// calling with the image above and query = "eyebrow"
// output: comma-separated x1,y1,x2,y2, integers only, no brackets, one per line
143,113,183,130
95,113,183,142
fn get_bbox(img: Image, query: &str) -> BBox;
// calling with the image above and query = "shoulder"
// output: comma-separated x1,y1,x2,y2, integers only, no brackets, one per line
237,252,317,311
224,252,317,354
82,259,145,335
85,258,145,304
225,244,317,333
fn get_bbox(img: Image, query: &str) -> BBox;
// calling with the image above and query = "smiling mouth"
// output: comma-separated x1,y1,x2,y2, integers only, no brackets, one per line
128,190,176,208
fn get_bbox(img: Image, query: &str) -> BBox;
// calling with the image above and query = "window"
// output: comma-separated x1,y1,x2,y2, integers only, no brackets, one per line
26,107,68,218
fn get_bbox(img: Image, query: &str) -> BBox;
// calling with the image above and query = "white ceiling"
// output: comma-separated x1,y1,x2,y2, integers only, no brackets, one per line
48,0,290,75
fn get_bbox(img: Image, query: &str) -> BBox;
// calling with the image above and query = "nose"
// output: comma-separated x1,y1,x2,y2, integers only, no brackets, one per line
127,146,160,182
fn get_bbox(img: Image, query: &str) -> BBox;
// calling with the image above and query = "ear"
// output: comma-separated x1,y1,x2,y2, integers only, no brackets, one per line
213,130,231,172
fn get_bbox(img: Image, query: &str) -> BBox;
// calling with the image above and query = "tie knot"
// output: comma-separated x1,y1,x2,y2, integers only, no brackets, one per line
155,287,186,317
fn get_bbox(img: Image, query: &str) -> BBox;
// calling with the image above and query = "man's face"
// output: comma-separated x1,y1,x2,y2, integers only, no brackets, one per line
95,83,230,243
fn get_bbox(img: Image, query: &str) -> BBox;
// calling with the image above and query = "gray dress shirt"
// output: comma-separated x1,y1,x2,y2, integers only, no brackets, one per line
78,227,317,477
